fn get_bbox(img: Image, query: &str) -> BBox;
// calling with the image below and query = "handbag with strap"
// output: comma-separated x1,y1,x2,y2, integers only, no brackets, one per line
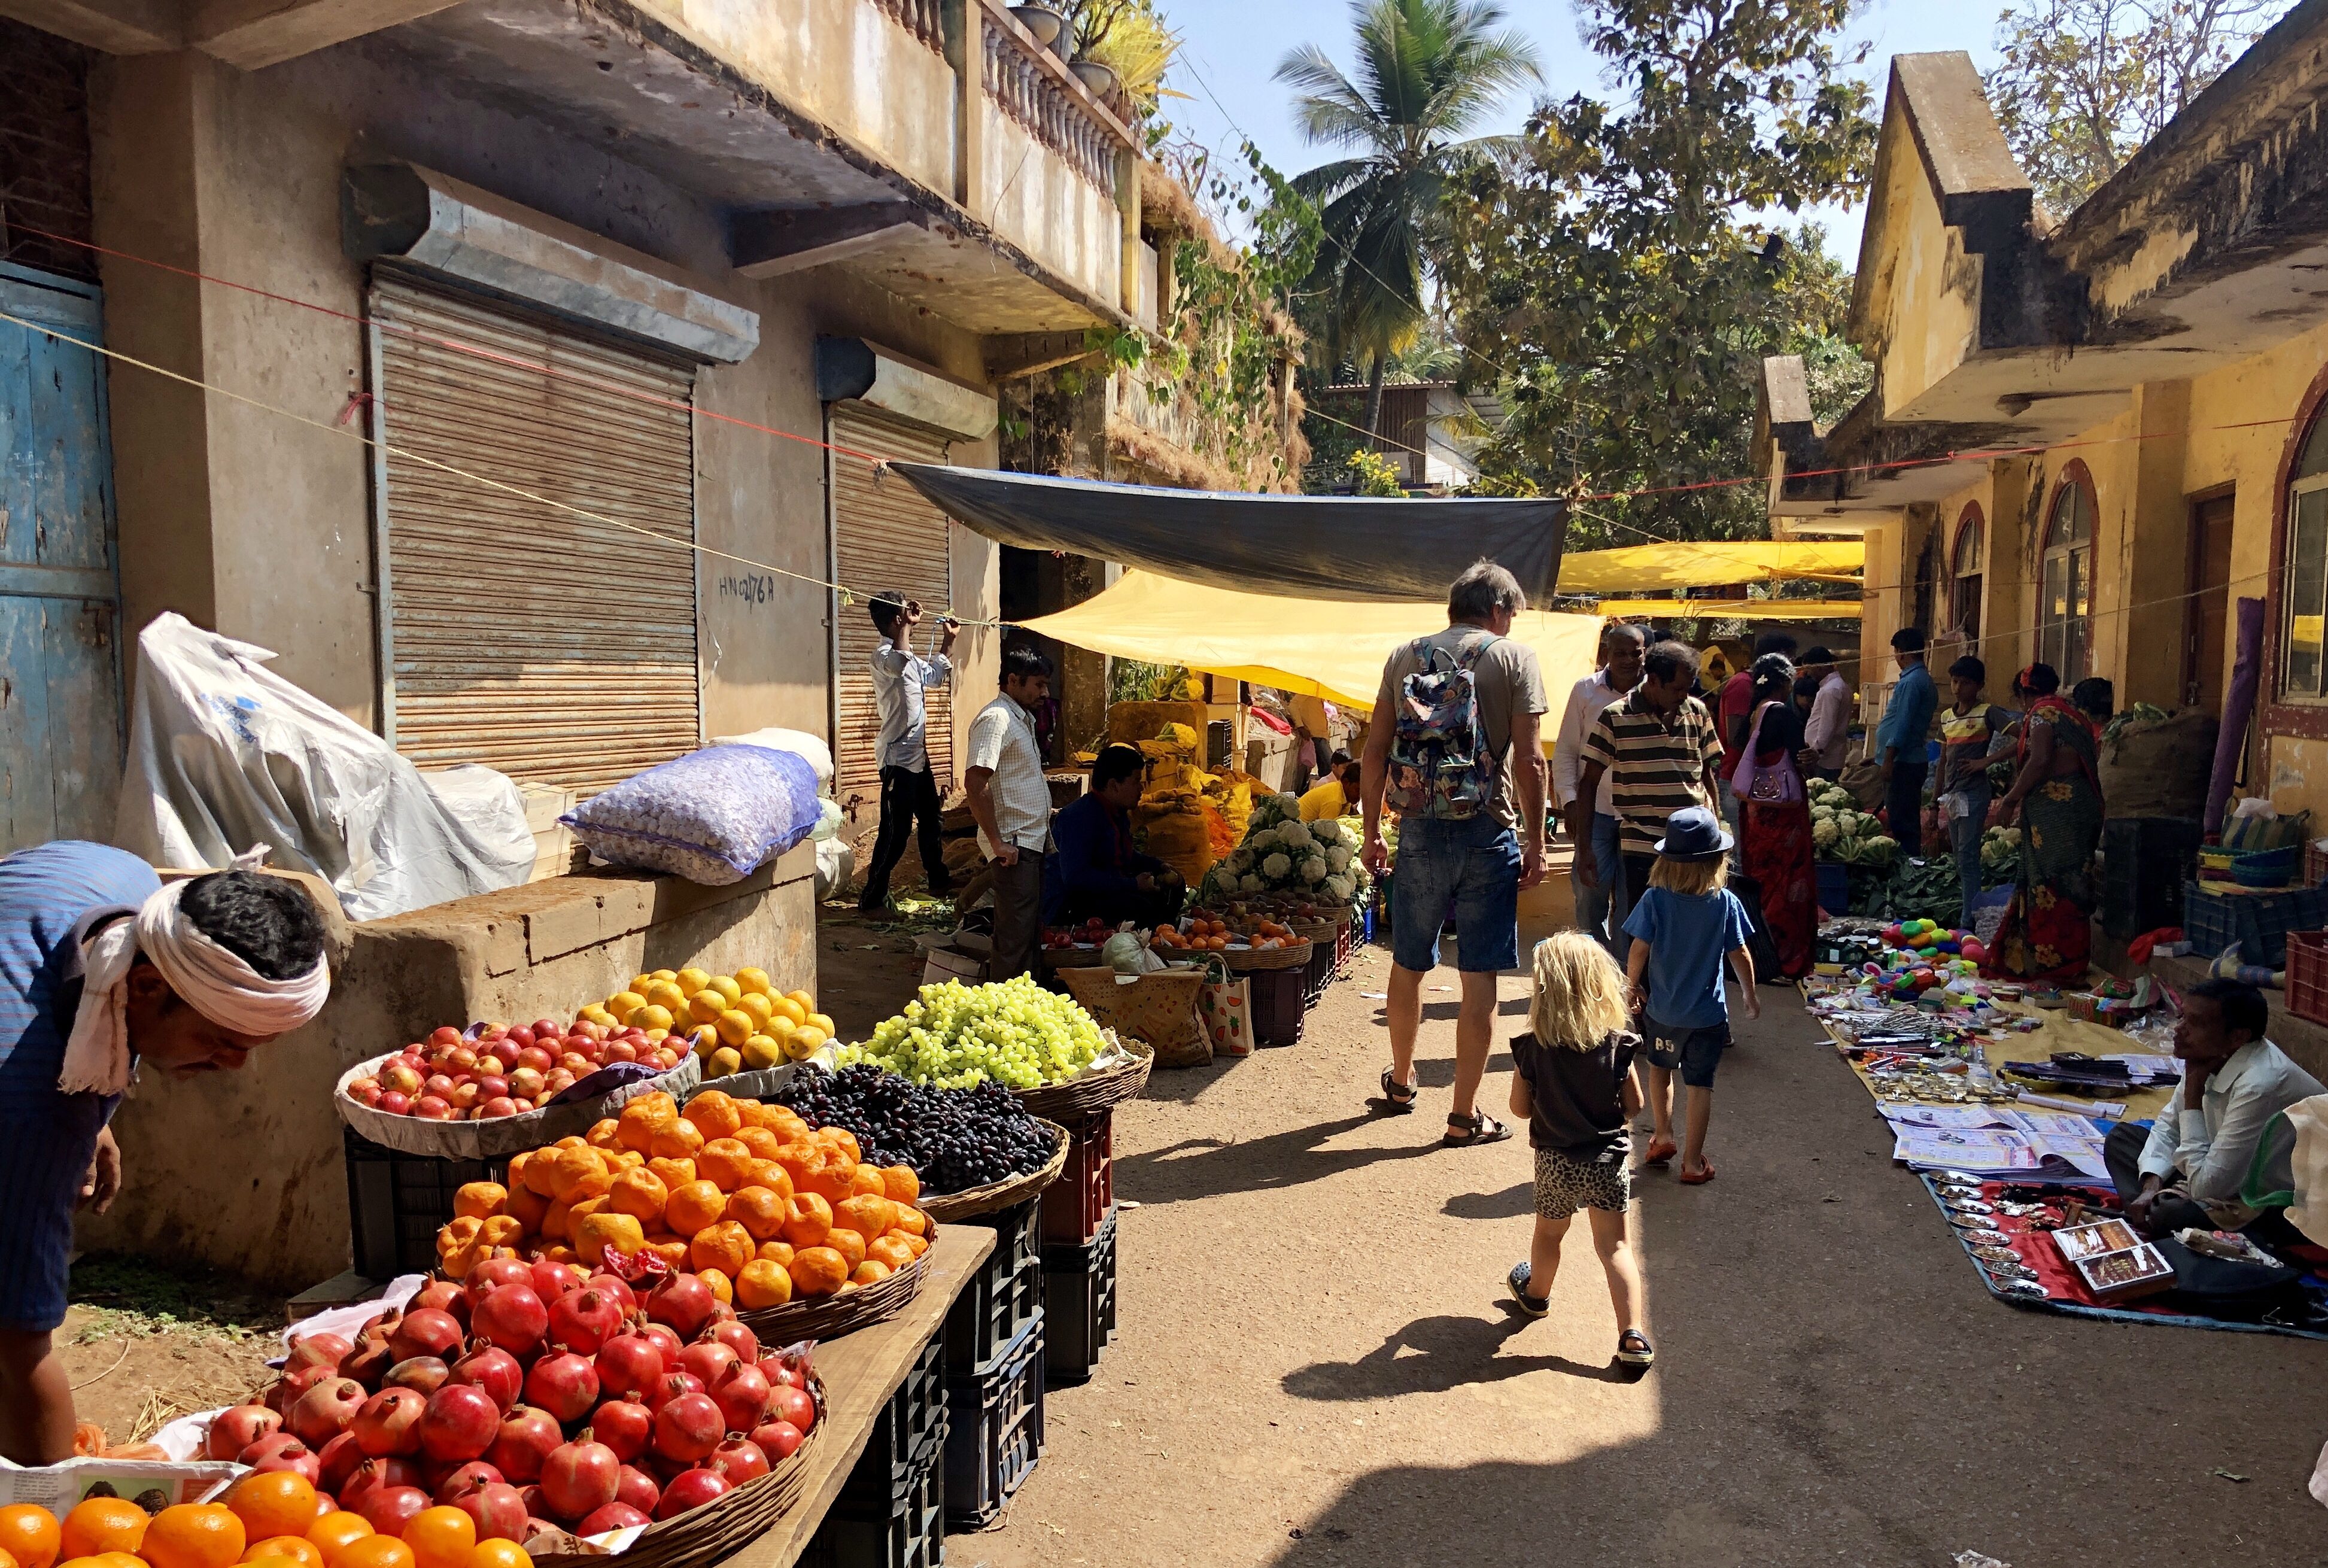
1729,702,1804,805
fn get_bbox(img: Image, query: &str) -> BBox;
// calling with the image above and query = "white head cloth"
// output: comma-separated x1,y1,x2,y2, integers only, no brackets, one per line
60,847,332,1096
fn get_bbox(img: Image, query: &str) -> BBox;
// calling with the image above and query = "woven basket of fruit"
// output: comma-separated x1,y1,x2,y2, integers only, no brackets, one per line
769,1065,1075,1224
732,1233,931,1341
1220,938,1312,973
1014,1031,1157,1120
919,1119,1069,1221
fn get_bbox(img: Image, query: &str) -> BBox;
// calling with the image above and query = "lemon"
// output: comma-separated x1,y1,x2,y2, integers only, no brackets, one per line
766,1014,798,1043
708,1046,742,1077
675,967,712,995
609,990,648,1022
780,1028,821,1062
772,996,807,1028
645,1026,670,1043
651,969,677,982
708,975,743,1005
806,1012,836,1038
785,989,815,1013
629,974,655,995
630,1004,675,1032
714,1008,755,1046
687,1023,719,1054
645,981,688,1013
740,1034,782,1069
579,1004,615,1028
688,989,727,1025
737,992,774,1029
735,967,773,998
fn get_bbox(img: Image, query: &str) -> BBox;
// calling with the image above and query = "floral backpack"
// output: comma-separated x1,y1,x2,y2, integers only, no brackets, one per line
1384,631,1503,819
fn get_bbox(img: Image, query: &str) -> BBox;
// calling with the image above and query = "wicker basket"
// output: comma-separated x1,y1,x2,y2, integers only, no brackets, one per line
733,1220,932,1341
918,1119,1069,1222
1221,939,1312,973
1014,1034,1155,1123
1287,917,1339,947
525,1376,826,1568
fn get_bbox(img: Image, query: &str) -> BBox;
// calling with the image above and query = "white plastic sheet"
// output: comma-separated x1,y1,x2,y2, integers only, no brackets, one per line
113,613,538,920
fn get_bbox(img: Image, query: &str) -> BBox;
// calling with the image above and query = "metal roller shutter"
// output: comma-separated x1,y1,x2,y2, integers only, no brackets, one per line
830,407,956,812
369,276,701,794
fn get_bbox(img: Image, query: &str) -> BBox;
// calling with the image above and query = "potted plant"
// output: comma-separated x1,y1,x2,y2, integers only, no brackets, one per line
1009,5,1064,49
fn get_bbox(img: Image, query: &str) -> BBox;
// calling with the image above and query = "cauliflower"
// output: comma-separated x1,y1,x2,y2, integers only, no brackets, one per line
1263,852,1293,880
1324,874,1355,901
1280,822,1315,852
1239,874,1265,893
1300,855,1328,883
1326,844,1353,873
1810,804,1835,823
1247,826,1279,853
1812,818,1840,850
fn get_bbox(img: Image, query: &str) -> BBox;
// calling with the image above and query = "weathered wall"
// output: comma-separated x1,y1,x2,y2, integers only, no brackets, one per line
1861,93,1986,424
980,104,1119,312
78,849,817,1289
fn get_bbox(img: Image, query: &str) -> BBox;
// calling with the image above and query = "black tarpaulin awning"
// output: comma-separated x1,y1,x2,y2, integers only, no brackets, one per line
886,464,1567,603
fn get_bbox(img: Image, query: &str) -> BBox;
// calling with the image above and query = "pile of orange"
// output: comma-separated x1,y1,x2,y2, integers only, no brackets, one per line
0,1473,529,1568
1153,918,1232,953
436,1088,928,1305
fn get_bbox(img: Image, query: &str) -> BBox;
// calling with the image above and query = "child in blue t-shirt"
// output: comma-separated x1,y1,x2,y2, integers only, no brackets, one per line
1621,806,1758,1184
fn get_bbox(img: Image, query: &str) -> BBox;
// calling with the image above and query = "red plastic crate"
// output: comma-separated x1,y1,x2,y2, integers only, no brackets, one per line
2287,930,2328,1025
1041,1110,1113,1245
2308,841,2328,889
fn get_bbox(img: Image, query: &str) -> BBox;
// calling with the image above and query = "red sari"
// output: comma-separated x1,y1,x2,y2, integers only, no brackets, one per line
1988,697,2104,983
1738,700,1816,980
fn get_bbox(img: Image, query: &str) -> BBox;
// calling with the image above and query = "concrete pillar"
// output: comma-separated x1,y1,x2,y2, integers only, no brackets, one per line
1984,457,2037,678
1114,141,1140,321
942,0,984,215
2117,379,2193,707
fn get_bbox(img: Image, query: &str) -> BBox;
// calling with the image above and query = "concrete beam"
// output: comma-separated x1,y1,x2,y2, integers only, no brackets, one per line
189,0,466,70
0,0,180,53
730,203,932,279
983,330,1096,381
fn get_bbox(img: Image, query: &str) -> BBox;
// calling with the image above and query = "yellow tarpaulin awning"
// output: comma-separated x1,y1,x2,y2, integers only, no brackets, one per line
1594,598,1862,621
1015,570,1607,710
1557,541,1862,596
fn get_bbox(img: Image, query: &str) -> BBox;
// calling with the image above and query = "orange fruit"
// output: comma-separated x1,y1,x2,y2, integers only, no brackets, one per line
835,1194,896,1242
584,1117,622,1151
227,1474,320,1542
696,1268,734,1304
537,1199,573,1243
305,1517,372,1568
746,1162,796,1204
545,1145,609,1204
734,1126,782,1162
880,1166,920,1204
800,1160,855,1206
646,1156,697,1193
335,1542,413,1568
766,1108,810,1142
724,1185,787,1241
755,1239,795,1266
463,1543,530,1568
889,1205,926,1237
846,1165,888,1201
648,1119,704,1160
242,1539,323,1568
697,1139,757,1193
735,1259,793,1309
787,1246,848,1297
452,1183,506,1220
142,1504,246,1568
398,1508,473,1568
607,1168,669,1224
0,1506,60,1568
822,1226,867,1272
662,1180,727,1236
899,1232,929,1259
780,1192,831,1249
505,1185,550,1233
645,1236,691,1270
616,1099,673,1153
59,1555,144,1568
573,1211,647,1267
682,1091,743,1141
688,1219,754,1277
59,1500,147,1561
817,1126,861,1163
852,1260,892,1286
867,1235,914,1272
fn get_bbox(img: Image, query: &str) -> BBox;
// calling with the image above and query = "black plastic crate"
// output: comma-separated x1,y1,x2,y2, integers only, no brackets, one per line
2182,879,2328,966
1250,966,1306,1047
1302,940,1333,1008
2101,818,2203,938
942,1310,1044,1528
838,1321,948,1513
944,1197,1043,1376
343,1126,505,1281
804,1441,943,1568
1040,1210,1118,1387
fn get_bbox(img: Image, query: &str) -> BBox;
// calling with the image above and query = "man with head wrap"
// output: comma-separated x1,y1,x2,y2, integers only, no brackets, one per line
0,840,331,1463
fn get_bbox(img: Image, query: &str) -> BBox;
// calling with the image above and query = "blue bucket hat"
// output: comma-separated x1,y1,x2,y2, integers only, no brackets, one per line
1654,805,1733,862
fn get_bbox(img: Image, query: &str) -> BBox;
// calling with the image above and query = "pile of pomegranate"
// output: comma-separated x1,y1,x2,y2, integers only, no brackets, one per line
347,1023,686,1122
208,1259,817,1541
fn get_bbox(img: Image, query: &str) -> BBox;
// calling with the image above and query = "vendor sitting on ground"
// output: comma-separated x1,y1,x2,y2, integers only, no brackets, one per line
1300,751,1362,822
2106,976,2325,1241
1043,745,1186,930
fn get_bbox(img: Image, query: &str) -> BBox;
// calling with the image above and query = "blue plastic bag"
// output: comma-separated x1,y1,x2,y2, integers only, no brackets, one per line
564,745,823,884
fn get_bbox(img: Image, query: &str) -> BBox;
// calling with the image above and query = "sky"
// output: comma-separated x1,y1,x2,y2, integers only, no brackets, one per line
1160,0,2005,264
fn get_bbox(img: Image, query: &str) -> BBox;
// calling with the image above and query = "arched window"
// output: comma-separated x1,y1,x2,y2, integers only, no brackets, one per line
1952,505,1984,645
2280,414,2328,698
2041,471,2094,683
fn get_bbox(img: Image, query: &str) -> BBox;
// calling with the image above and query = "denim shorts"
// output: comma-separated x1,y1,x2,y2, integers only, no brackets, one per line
1390,815,1521,974
1639,1016,1731,1089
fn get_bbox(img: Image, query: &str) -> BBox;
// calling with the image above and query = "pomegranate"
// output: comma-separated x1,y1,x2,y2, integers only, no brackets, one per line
418,1384,501,1464
450,1479,528,1542
339,1455,425,1509
392,1306,466,1363
467,1257,534,1295
575,1503,651,1537
585,1274,637,1315
587,1400,652,1465
532,1259,585,1301
485,1407,562,1485
472,1284,549,1356
595,1334,663,1400
317,1430,367,1494
447,1346,524,1414
649,1394,722,1465
639,1325,682,1363
709,1363,770,1436
674,1340,737,1388
546,1289,622,1357
285,1331,354,1378
645,1274,715,1340
612,1464,660,1518
702,1321,758,1365
273,1362,338,1412
241,1433,323,1484
205,1402,281,1461
748,1421,804,1465
382,1357,450,1397
521,1515,561,1545
765,1384,815,1437
352,1483,430,1536
349,1386,427,1457
653,1468,730,1521
704,1438,769,1488
433,1460,504,1502
524,1351,600,1424
643,1372,703,1412
288,1378,369,1447
756,1357,803,1393
539,1441,620,1523
705,1299,737,1327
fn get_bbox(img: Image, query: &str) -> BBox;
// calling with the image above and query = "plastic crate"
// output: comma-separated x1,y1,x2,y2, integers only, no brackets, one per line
2307,840,2328,888
841,1320,948,1513
1250,966,1306,1047
942,1310,1045,1528
1040,1113,1113,1247
943,1198,1042,1376
2289,931,2328,1025
1332,919,1353,980
2181,880,2328,967
1040,1210,1119,1387
803,1441,944,1568
1816,861,1849,916
343,1127,505,1281
1302,940,1333,1008
2102,818,2203,938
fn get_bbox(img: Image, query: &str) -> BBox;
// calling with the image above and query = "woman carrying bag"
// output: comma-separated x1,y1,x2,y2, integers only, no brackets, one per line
1730,654,1816,980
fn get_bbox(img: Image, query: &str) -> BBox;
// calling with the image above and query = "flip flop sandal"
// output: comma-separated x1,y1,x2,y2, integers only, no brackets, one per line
1677,1162,1717,1185
1374,1068,1418,1115
1443,1110,1513,1147
1642,1138,1678,1168
1616,1329,1655,1368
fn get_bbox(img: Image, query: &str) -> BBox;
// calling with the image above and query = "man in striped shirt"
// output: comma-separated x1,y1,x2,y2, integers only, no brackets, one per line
1570,640,1723,902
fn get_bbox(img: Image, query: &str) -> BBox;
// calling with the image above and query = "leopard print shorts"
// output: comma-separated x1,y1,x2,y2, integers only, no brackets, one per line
1533,1145,1632,1218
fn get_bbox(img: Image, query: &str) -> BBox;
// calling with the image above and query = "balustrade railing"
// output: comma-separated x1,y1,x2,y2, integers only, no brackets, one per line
978,3,1129,193
867,0,944,52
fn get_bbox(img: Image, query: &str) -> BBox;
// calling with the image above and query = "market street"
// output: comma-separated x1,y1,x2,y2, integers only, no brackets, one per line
937,935,2328,1568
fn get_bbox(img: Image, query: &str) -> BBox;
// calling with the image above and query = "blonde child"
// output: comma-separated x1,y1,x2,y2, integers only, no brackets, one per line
1505,930,1654,1369
1621,806,1759,1185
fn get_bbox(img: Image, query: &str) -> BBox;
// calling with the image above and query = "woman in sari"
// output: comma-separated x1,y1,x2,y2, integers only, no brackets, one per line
1734,653,1816,979
1986,663,2104,983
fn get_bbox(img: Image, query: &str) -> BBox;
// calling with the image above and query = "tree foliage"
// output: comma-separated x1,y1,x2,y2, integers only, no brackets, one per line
1986,0,2295,218
1440,0,1876,545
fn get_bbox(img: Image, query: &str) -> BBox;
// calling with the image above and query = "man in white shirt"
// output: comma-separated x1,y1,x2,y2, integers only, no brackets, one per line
1797,646,1852,780
2106,977,2326,1237
965,645,1057,981
859,593,958,913
1550,622,1644,957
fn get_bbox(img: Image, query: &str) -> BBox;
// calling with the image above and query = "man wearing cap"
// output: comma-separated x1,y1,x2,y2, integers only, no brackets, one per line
0,842,331,1463
1876,627,1937,857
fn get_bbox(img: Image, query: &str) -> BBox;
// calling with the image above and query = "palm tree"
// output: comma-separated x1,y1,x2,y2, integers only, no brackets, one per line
1276,0,1540,436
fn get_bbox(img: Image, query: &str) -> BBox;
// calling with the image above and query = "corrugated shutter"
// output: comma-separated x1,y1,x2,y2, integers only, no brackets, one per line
830,407,955,810
370,275,701,794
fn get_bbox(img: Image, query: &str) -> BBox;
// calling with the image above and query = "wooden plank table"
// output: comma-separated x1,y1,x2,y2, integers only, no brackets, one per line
728,1224,996,1568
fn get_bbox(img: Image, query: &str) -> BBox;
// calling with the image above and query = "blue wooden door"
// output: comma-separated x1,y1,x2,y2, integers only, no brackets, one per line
0,260,123,853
